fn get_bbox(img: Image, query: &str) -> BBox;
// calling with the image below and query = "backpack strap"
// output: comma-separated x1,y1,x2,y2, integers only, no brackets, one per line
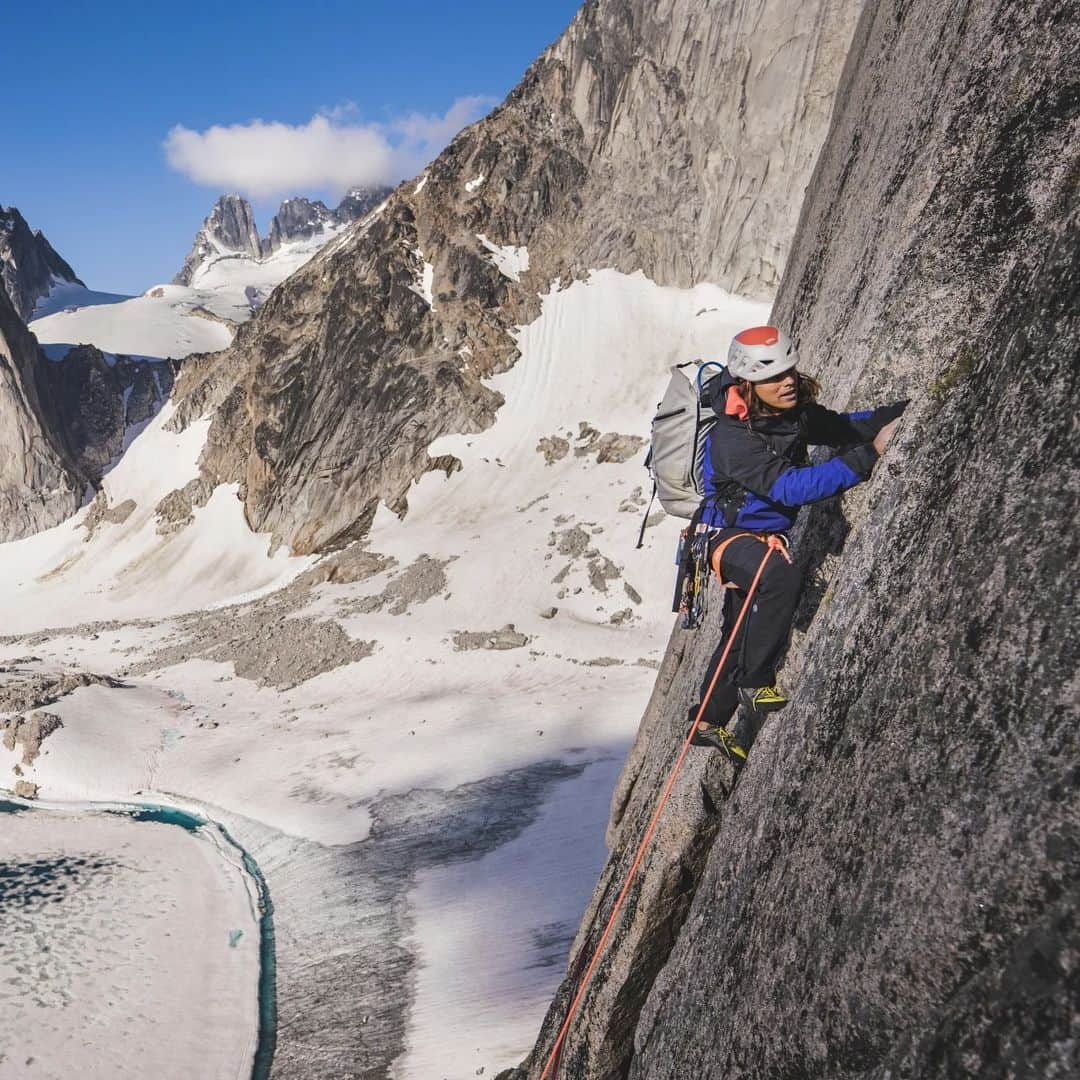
635,475,656,550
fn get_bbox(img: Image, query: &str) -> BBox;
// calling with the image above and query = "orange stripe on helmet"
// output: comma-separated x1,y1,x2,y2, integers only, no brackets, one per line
734,325,779,346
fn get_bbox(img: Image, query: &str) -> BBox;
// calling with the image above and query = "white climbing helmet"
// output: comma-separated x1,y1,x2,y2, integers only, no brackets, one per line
726,325,800,382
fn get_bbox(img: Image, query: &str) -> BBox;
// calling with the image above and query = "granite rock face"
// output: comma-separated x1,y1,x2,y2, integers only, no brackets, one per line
264,197,334,253
516,1,1080,1077
331,185,391,226
34,346,176,483
0,285,82,542
0,205,83,321
173,193,264,286
168,0,860,556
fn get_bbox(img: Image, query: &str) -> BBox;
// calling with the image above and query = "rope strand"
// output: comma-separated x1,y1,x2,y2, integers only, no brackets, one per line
538,534,788,1078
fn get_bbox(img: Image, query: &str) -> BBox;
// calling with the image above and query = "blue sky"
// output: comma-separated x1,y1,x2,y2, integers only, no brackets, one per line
7,1,581,293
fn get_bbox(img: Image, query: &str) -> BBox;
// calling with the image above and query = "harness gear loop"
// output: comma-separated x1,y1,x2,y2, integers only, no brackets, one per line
538,536,785,1079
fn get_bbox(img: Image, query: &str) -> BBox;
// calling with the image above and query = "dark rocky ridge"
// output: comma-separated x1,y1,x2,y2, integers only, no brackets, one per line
34,346,176,483
167,0,860,556
513,0,1079,1076
0,205,83,321
0,284,83,542
265,187,388,253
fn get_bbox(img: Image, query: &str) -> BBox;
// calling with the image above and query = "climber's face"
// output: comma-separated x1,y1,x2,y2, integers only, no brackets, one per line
754,368,800,411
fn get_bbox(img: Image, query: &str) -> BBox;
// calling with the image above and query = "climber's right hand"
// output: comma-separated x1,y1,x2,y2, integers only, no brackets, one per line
873,417,901,456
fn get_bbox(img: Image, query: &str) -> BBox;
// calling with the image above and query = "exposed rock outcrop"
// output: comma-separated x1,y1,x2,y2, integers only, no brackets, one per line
168,0,860,556
2,711,63,766
0,285,82,542
173,194,262,285
516,1,1080,1077
34,345,176,483
264,197,334,253
264,188,389,253
0,205,83,321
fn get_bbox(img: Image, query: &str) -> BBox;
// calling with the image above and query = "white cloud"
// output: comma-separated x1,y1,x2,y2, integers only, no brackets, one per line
164,96,495,200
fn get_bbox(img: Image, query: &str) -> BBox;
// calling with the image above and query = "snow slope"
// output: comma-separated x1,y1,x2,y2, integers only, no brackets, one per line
0,269,767,1076
28,228,349,361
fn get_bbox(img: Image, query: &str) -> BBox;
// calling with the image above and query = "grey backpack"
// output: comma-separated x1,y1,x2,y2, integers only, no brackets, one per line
636,361,725,546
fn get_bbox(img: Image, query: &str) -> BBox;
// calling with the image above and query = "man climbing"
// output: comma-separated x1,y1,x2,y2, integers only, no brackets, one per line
689,325,906,766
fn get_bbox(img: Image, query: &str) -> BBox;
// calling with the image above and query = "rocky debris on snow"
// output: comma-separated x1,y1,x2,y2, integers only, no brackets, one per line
294,545,397,588
2,711,63,766
426,453,463,479
548,521,625,597
452,625,530,651
0,619,155,649
608,608,634,626
618,486,648,513
539,607,558,619
185,304,238,328
624,583,643,605
0,668,124,717
583,657,623,667
154,476,214,535
81,493,136,539
587,554,621,593
344,554,453,617
536,435,570,465
128,587,376,691
13,780,39,799
573,422,646,464
553,525,590,558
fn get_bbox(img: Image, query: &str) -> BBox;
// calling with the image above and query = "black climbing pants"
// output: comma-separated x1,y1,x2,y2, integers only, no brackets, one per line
695,529,803,728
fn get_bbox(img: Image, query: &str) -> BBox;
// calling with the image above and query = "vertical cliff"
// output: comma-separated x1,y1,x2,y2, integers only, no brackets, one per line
516,0,1079,1076
0,286,82,542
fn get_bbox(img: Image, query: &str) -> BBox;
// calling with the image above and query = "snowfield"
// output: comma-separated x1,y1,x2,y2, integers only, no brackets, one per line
0,269,768,1077
28,227,349,361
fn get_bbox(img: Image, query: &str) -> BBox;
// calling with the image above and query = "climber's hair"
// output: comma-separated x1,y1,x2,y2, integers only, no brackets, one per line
739,372,821,417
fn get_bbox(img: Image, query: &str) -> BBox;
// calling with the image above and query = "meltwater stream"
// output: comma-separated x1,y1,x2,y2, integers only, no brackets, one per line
0,796,277,1080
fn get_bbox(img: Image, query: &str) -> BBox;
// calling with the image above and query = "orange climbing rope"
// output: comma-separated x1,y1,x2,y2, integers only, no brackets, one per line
539,533,791,1079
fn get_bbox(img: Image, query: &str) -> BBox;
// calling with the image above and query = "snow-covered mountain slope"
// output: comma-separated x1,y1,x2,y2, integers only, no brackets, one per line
29,191,391,366
32,286,233,361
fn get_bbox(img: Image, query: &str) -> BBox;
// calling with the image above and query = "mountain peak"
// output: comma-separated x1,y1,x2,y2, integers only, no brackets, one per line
173,195,262,286
0,204,83,321
174,186,393,283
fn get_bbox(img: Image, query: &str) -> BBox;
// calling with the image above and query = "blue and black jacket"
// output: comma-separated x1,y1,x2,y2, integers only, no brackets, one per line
700,368,907,534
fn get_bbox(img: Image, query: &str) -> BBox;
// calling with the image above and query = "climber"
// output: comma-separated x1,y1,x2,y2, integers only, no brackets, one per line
689,325,906,765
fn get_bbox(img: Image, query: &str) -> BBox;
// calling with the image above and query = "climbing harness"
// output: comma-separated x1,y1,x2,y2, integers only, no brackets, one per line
539,533,792,1079
673,517,715,629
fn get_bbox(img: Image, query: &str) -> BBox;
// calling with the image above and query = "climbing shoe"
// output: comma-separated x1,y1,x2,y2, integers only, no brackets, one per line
690,723,748,768
739,685,789,714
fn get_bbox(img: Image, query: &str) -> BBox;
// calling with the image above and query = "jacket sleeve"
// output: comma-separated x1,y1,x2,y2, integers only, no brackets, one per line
710,417,880,508
803,400,909,447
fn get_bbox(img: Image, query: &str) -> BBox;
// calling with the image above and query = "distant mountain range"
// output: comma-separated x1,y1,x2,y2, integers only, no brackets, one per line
172,188,390,287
